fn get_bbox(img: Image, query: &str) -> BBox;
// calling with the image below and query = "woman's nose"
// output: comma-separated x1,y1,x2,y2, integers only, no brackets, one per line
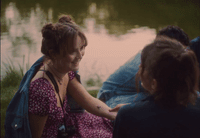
77,51,83,59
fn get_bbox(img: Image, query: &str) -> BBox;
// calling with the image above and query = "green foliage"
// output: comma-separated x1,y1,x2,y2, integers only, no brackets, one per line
1,59,25,137
86,73,103,87
85,74,102,98
1,86,18,138
1,58,24,88
86,78,96,87
88,90,99,98
1,70,23,88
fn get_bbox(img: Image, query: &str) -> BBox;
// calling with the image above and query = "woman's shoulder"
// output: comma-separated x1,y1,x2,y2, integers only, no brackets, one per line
28,77,57,116
31,67,47,82
29,77,54,96
30,67,57,90
30,77,51,86
117,96,155,118
30,69,53,89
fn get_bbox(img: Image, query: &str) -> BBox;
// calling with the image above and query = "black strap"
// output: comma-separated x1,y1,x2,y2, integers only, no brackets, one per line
45,71,59,95
75,73,81,83
41,70,76,123
45,71,64,107
45,70,76,125
45,71,67,128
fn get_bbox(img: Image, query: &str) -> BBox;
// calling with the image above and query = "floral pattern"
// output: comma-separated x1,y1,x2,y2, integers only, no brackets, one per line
28,71,113,138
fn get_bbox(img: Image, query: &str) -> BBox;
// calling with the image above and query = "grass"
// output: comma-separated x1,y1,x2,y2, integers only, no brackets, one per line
88,90,99,98
1,60,101,138
1,86,19,137
1,58,24,137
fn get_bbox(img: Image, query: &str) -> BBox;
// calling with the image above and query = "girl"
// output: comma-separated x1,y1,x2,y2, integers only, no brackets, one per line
113,37,200,138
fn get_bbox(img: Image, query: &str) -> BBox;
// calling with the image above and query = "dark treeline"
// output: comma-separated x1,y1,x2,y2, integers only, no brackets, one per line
2,0,200,38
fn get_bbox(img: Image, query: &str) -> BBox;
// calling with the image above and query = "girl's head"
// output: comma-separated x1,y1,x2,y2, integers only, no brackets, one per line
137,36,199,108
156,25,190,46
41,15,87,72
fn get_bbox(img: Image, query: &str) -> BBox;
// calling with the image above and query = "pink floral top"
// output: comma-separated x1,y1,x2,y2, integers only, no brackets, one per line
28,71,113,138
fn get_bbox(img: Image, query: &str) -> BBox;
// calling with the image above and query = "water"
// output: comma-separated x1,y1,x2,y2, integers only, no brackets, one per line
1,0,200,86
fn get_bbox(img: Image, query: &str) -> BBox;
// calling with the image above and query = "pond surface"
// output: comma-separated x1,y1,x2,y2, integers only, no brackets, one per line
1,0,200,86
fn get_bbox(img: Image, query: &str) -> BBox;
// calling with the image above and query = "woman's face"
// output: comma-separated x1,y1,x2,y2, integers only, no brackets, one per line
55,36,86,73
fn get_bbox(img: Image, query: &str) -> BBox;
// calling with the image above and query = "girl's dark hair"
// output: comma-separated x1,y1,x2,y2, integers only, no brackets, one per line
41,15,87,60
157,25,190,46
136,36,199,108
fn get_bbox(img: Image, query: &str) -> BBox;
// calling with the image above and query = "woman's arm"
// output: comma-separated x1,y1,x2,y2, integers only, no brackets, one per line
67,77,117,120
109,103,130,112
28,77,54,138
29,114,48,138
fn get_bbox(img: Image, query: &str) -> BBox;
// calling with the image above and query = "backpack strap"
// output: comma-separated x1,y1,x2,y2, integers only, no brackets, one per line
45,71,68,129
45,71,59,95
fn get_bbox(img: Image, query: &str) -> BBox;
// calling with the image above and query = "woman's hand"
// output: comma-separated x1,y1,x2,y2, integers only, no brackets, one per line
109,111,117,120
109,103,130,113
68,76,118,120
95,105,117,120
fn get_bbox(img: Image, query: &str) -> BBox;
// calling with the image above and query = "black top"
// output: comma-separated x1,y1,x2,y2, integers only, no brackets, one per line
113,96,200,138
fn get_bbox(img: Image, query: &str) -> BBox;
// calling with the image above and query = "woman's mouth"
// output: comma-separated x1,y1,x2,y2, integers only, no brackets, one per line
72,61,80,65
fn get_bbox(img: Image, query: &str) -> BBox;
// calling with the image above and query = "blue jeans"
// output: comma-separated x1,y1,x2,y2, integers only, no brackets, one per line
97,52,148,108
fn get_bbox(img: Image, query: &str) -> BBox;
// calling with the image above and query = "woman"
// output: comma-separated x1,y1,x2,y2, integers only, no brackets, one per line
5,15,116,138
113,37,200,138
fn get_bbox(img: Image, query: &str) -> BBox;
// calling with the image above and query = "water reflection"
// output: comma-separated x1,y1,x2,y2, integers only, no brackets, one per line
80,19,156,83
2,3,45,68
1,0,200,85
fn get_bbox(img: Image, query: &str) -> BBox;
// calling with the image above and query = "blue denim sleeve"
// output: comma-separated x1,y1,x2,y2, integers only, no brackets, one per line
190,36,200,67
5,57,44,138
97,52,145,107
195,91,200,108
100,52,142,92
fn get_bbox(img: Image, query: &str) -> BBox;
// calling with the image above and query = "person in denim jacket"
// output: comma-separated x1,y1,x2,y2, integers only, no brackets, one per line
190,36,200,66
190,36,200,90
113,37,200,138
98,25,200,109
5,15,117,138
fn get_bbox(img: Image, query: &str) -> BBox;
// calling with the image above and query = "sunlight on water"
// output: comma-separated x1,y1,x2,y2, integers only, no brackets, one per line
2,2,156,86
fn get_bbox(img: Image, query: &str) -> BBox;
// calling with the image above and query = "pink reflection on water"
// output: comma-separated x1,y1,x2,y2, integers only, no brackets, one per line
2,4,156,86
79,18,156,86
